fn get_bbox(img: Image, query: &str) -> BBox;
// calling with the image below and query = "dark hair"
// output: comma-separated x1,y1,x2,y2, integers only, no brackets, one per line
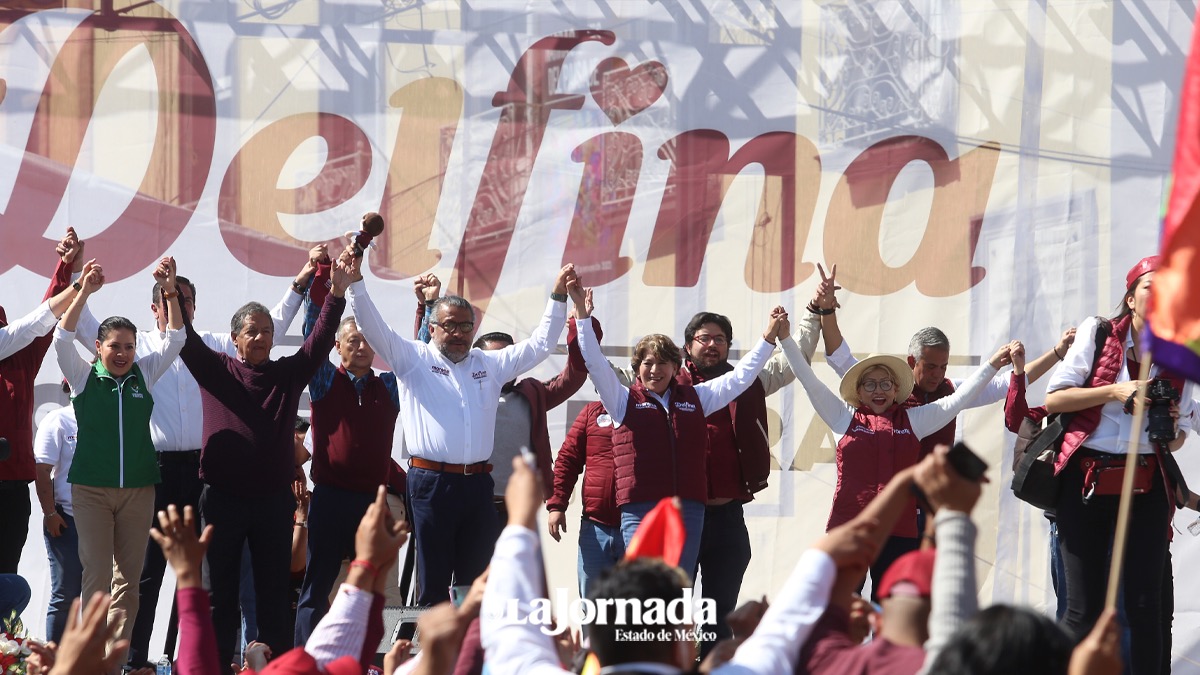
230,302,271,335
585,559,688,666
152,275,196,305
97,316,137,343
631,334,682,372
473,332,514,349
294,417,310,434
1113,272,1151,320
925,605,1073,675
683,312,732,346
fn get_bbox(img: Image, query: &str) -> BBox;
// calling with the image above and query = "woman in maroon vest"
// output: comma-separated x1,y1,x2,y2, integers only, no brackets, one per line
570,283,787,579
1043,255,1193,673
779,330,1009,599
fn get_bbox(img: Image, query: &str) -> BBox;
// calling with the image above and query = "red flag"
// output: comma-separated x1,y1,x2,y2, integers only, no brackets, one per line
624,497,686,567
1150,14,1200,382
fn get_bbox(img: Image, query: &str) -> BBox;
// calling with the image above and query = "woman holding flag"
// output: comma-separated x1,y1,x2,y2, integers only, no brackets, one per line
1044,255,1194,673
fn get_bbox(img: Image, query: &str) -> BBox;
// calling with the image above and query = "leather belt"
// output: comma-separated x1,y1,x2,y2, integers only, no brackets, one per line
410,457,492,475
157,450,202,464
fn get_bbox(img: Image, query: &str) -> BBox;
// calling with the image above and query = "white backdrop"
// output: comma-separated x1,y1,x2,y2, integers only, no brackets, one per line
2,0,1199,670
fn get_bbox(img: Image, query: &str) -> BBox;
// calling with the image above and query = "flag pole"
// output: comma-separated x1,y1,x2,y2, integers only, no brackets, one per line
1105,354,1155,609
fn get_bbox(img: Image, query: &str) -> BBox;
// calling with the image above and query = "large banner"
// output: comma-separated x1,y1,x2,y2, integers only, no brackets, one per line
3,0,1200,669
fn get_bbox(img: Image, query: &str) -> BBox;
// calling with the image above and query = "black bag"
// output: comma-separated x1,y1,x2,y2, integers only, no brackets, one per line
1010,319,1111,511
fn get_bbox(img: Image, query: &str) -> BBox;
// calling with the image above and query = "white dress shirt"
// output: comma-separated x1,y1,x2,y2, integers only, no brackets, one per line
346,281,566,465
0,300,58,361
782,337,1000,438
33,406,78,517
1046,316,1194,454
576,317,776,425
73,287,302,452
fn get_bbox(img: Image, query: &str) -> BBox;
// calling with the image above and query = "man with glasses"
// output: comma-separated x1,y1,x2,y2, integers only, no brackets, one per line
75,247,320,669
342,249,573,606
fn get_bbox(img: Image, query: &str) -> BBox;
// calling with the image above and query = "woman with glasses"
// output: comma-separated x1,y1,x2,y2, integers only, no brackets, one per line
568,281,788,579
778,330,1011,596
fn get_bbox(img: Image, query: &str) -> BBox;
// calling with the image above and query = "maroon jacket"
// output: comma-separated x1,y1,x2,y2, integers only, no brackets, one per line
829,406,921,538
612,379,710,505
1004,370,1047,433
903,378,956,459
0,258,71,482
548,401,619,526
677,361,770,500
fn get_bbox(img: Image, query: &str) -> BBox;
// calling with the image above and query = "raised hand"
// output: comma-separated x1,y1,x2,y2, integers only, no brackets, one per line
554,263,577,296
1008,339,1026,374
422,274,442,302
57,228,85,272
79,260,104,294
505,455,543,531
1057,327,1077,356
330,256,359,295
913,444,983,514
309,244,330,266
812,263,842,310
763,306,788,343
988,343,1012,369
48,593,126,675
355,486,409,570
566,278,589,318
815,518,879,573
152,257,177,290
148,505,212,590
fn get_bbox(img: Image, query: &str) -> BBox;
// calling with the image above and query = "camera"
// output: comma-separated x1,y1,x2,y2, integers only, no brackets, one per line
1146,377,1181,444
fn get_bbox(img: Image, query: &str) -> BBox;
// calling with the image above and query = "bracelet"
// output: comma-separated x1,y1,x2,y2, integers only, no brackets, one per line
806,303,835,316
349,559,378,576
1054,346,1065,361
43,512,59,519
294,521,307,528
550,292,568,303
161,290,178,300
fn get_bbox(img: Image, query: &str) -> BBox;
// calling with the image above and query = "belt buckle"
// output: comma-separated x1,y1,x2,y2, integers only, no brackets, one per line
463,462,476,476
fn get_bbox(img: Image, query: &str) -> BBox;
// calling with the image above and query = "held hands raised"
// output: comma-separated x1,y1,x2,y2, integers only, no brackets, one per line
763,306,789,343
78,260,104,294
554,263,578,296
566,276,589,319
152,257,177,291
56,228,85,272
987,343,1012,370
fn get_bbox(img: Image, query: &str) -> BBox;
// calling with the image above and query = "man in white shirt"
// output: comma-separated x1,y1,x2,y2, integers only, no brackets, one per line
33,390,79,643
343,251,573,606
73,248,319,667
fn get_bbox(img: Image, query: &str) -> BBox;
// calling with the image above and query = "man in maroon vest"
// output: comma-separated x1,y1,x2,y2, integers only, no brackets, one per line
293,258,405,645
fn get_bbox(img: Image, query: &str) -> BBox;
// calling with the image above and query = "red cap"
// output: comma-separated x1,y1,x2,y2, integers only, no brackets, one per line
1126,255,1160,290
876,549,936,599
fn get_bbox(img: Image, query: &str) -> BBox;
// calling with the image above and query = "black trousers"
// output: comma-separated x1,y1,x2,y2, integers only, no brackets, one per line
0,483,30,573
200,484,296,671
695,501,752,659
128,452,204,666
1056,450,1168,675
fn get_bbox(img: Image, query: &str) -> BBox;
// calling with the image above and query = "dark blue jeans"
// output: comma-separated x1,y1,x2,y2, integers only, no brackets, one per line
128,452,204,666
200,484,296,671
407,468,498,606
43,508,82,642
294,484,375,645
696,502,752,658
0,574,30,619
577,518,624,598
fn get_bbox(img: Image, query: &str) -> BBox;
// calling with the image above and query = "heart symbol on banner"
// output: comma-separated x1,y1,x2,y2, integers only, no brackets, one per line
589,57,669,126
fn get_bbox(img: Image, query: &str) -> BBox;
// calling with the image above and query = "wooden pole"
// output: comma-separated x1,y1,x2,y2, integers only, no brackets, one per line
1105,354,1155,609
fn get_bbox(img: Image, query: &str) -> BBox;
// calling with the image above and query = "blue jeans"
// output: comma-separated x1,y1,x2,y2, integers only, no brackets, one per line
0,574,31,620
619,499,705,580
407,468,498,606
43,509,83,642
577,518,624,598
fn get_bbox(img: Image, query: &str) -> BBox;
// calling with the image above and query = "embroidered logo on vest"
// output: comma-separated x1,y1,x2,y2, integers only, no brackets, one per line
850,425,875,435
634,401,656,410
673,401,696,413
130,384,145,399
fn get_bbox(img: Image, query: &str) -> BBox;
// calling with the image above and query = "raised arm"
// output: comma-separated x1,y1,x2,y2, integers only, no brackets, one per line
757,310,819,396
55,261,105,394
341,253,422,376
542,317,590,409
778,332,853,433
694,306,783,413
136,258,186,386
569,281,630,423
1025,328,1076,384
487,265,573,383
907,345,1008,439
413,273,440,342
302,261,338,399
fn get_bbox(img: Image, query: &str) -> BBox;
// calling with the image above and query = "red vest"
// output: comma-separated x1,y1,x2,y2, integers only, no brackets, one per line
903,378,956,459
310,367,399,494
1057,315,1132,473
828,406,921,538
612,380,709,506
677,362,771,500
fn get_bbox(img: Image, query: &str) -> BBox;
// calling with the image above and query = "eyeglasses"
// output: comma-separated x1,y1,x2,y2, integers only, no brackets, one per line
431,320,475,335
859,380,895,392
693,335,728,346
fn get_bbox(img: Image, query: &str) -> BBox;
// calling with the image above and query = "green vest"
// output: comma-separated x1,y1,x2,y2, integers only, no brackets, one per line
68,361,160,488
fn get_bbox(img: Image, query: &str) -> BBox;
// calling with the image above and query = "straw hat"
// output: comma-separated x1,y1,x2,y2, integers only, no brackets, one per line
838,354,915,408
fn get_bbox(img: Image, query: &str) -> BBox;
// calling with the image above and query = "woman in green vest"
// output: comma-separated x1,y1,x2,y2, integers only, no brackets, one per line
53,256,185,656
